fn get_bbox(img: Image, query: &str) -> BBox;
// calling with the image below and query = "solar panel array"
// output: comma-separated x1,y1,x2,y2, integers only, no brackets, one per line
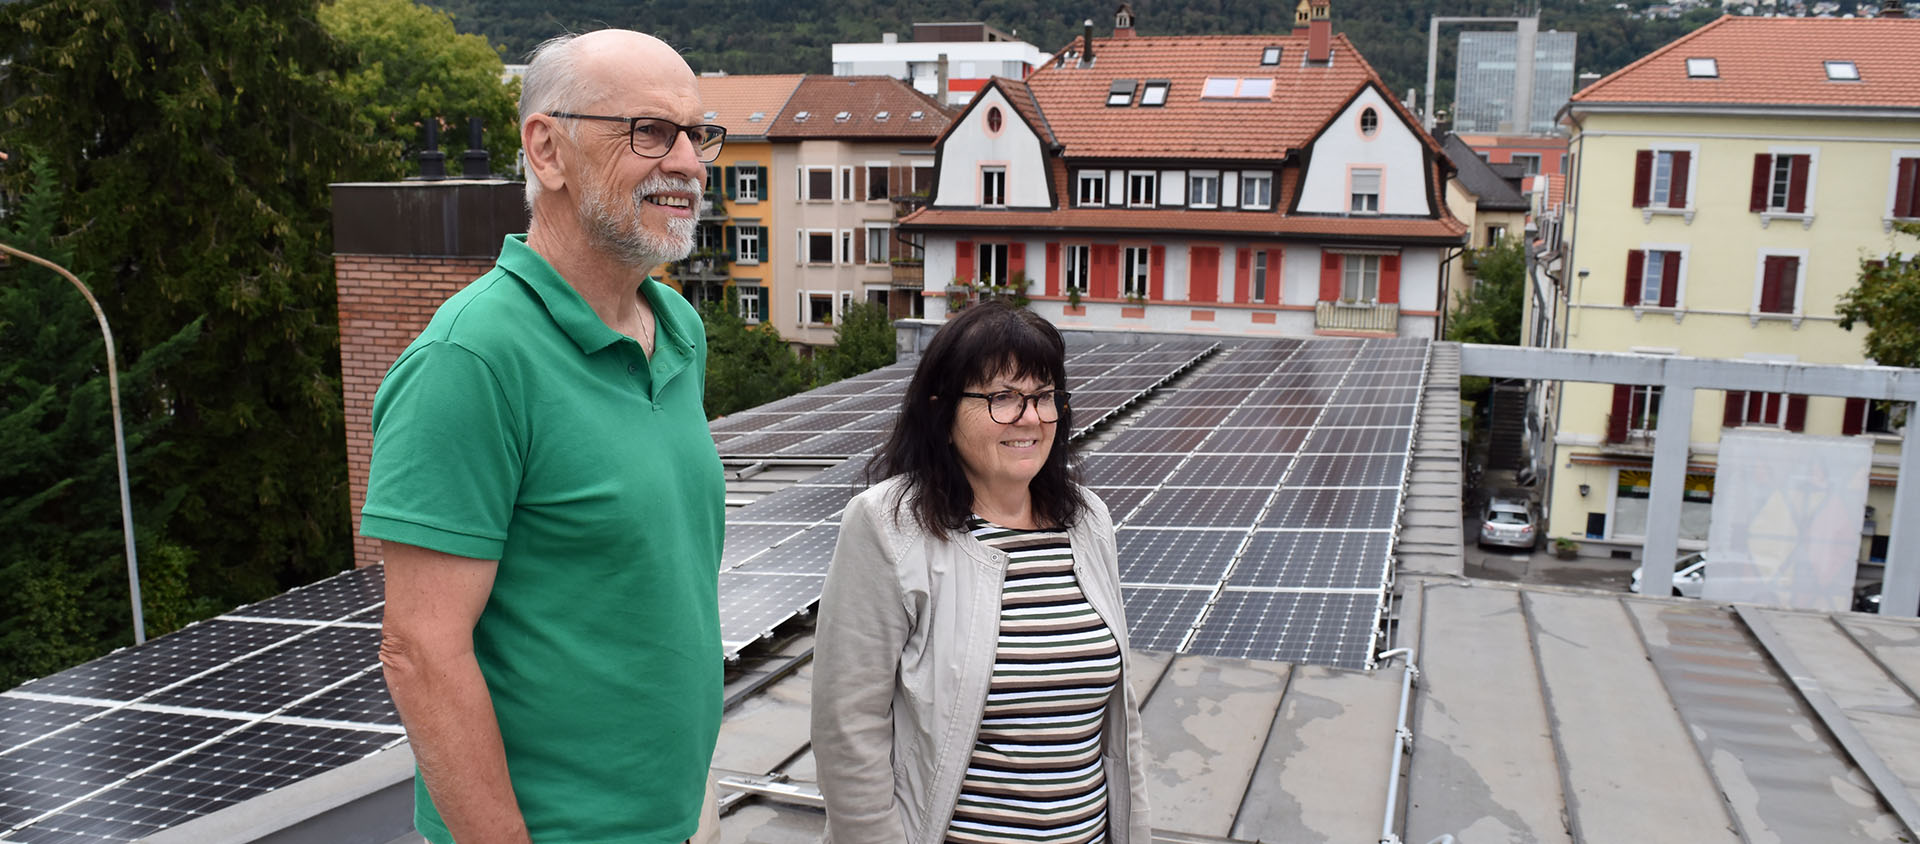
709,342,1215,459
0,567,400,843
1096,337,1427,669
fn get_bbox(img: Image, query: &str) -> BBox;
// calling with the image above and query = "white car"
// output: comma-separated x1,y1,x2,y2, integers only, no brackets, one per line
1477,498,1539,549
1630,552,1708,598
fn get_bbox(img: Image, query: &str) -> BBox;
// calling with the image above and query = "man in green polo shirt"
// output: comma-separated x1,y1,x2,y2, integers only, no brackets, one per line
361,30,726,844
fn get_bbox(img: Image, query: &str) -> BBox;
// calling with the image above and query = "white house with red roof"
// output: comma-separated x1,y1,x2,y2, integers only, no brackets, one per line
898,1,1467,338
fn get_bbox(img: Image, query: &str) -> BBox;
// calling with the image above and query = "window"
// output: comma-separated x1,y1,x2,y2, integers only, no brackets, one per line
1342,254,1380,302
866,165,891,201
1350,168,1381,213
1845,398,1902,436
977,243,1009,285
1140,81,1169,107
1123,246,1151,298
1359,107,1378,137
1189,172,1220,208
1685,57,1718,78
807,293,834,325
1241,173,1273,209
875,111,890,122
1632,149,1691,210
1750,153,1810,214
1252,251,1269,302
842,168,853,201
695,222,725,253
1128,172,1157,207
1825,60,1859,81
865,226,890,263
1625,249,1682,308
735,166,761,201
981,167,1007,206
735,225,761,264
834,110,851,122
1757,254,1800,315
1064,245,1090,294
1077,170,1107,206
1486,224,1507,246
1511,153,1541,176
705,164,721,193
1261,46,1281,66
985,107,1003,132
1728,391,1791,428
1628,385,1662,433
806,231,834,264
736,285,766,323
805,167,834,201
912,164,936,195
1896,157,1920,219
1108,80,1136,106
841,230,852,264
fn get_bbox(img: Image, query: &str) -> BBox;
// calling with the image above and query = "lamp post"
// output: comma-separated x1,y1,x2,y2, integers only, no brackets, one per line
0,241,146,644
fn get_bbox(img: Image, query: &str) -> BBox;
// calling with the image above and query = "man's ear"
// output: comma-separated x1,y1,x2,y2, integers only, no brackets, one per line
522,115,569,196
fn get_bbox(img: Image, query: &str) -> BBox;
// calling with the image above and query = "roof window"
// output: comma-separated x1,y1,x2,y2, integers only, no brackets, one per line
1825,60,1859,81
909,110,925,120
875,110,891,121
748,111,765,122
1685,57,1718,78
1261,46,1281,66
1107,80,1136,107
834,111,851,122
1140,81,1170,107
793,110,810,122
703,110,718,121
1202,77,1274,99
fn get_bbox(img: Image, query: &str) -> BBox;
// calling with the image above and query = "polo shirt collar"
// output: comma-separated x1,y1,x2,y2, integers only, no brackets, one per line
496,234,650,357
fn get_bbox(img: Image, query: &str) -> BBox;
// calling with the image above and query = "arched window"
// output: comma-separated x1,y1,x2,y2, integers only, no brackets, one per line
1360,107,1379,137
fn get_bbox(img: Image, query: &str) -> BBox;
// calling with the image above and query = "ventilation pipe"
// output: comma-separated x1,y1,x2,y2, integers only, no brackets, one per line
416,121,446,181
1082,20,1095,66
461,117,490,178
936,54,949,103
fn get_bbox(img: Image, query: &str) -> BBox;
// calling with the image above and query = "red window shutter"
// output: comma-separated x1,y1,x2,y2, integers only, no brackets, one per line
1236,249,1251,302
1750,154,1772,212
1010,242,1026,280
956,240,975,282
1265,249,1283,304
1844,397,1866,436
1778,256,1799,313
1379,254,1401,305
1609,385,1632,444
855,227,866,264
1897,159,1919,218
1632,150,1653,208
1786,155,1809,214
1319,252,1341,301
1723,391,1745,427
1658,252,1679,308
1624,250,1645,306
1190,247,1219,303
1096,245,1120,299
1148,245,1165,300
1760,255,1783,313
1668,151,1690,209
1785,394,1808,432
854,168,867,201
1044,242,1061,297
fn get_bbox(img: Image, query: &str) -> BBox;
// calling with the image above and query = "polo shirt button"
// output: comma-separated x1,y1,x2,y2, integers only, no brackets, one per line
627,364,638,374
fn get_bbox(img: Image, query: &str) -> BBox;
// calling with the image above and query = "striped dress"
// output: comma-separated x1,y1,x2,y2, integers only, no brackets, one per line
946,517,1123,844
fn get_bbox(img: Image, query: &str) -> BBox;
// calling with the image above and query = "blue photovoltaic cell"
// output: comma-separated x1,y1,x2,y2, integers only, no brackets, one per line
1165,454,1293,488
1129,487,1269,528
1198,427,1309,455
1261,487,1400,531
146,626,379,714
1090,487,1155,524
281,670,400,726
1079,454,1184,487
1118,529,1247,586
1285,454,1409,488
734,525,840,576
1231,531,1393,591
226,565,383,621
718,573,826,649
0,699,110,754
1122,587,1213,652
1184,591,1380,669
0,709,236,830
1301,426,1412,455
15,621,310,704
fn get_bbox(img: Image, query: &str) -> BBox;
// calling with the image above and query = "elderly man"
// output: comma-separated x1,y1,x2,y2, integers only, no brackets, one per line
361,30,726,844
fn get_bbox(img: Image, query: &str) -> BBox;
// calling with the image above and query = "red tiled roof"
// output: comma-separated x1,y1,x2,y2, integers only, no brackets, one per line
766,76,952,140
1024,33,1395,160
696,75,804,139
992,78,1058,148
1571,15,1920,109
898,206,1466,243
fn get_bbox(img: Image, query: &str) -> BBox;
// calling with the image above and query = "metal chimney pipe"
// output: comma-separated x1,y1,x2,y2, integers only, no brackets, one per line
1083,20,1095,65
462,117,490,178
418,121,447,181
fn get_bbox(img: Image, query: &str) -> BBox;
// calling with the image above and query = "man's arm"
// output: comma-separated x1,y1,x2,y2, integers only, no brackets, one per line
379,540,530,844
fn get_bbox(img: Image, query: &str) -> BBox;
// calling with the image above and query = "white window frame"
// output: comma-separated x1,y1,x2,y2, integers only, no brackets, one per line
801,229,836,265
977,242,1010,285
1122,246,1151,299
803,291,836,326
1736,390,1788,428
1127,171,1158,208
840,229,853,265
1350,167,1381,214
865,163,892,202
1240,172,1273,209
1064,244,1090,294
981,166,1007,207
840,166,854,201
803,166,835,202
1077,170,1107,206
1640,143,1700,222
1759,145,1820,228
735,164,761,202
1750,247,1809,325
1252,251,1269,302
865,224,891,264
1189,171,1221,208
1511,153,1541,176
1632,243,1690,315
734,224,762,265
1628,384,1663,434
736,284,764,323
1342,254,1380,303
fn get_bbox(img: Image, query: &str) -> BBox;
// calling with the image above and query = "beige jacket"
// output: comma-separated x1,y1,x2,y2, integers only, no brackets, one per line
811,476,1152,844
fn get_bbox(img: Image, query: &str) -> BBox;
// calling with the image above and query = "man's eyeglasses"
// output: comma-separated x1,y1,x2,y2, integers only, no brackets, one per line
960,390,1068,424
547,113,728,163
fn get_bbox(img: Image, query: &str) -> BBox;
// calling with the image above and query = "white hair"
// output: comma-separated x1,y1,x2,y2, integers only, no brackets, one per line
518,34,602,208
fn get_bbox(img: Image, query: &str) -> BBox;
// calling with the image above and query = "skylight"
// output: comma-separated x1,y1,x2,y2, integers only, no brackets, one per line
1825,60,1859,81
1202,77,1274,99
748,111,765,122
703,110,718,121
1107,79,1136,107
794,110,811,122
1140,81,1170,107
909,110,925,120
834,111,851,122
1685,57,1718,78
1261,46,1281,66
875,110,891,121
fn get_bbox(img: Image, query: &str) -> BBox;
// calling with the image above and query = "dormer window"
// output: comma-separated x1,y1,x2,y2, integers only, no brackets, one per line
875,110,891,121
1107,80,1136,107
834,111,851,122
1825,60,1859,81
794,110,811,122
1140,81,1169,107
1685,57,1718,78
1261,46,1281,66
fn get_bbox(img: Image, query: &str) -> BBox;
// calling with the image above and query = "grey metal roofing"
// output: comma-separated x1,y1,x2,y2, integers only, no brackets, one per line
1442,133,1532,213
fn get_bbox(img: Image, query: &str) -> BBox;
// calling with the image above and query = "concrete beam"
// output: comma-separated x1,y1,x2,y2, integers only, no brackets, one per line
1458,344,1920,401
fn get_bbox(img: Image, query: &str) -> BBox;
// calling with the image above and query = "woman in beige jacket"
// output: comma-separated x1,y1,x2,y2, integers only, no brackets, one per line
812,302,1151,844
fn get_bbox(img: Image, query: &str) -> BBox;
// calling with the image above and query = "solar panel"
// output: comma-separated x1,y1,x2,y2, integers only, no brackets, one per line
764,411,869,433
1318,404,1418,427
1153,388,1245,409
1121,587,1213,652
282,671,402,726
1165,454,1293,487
1118,528,1247,586
1129,405,1234,428
1079,453,1184,487
0,709,239,829
1301,426,1413,454
0,699,109,753
1088,487,1154,523
1230,530,1393,590
1328,387,1419,405
1261,487,1401,531
16,621,313,702
1101,427,1211,454
1184,591,1381,670
723,523,811,568
1284,453,1409,487
1198,427,1309,454
223,565,383,621
1241,387,1334,406
718,573,825,650
733,525,840,576
1129,487,1270,528
1222,404,1324,427
788,430,886,458
146,627,380,713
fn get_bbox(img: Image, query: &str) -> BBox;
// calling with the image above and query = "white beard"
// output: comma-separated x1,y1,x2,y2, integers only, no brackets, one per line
578,172,701,271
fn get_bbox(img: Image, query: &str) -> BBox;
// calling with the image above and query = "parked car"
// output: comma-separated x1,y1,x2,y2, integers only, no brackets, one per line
1477,497,1539,549
1854,581,1919,615
1630,552,1708,598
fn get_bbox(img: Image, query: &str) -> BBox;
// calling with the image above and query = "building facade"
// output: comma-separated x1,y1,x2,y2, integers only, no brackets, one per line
832,21,1048,106
1537,15,1920,561
1453,29,1577,136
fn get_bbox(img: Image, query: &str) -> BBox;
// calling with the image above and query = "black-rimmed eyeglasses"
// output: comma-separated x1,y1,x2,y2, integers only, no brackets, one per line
960,390,1068,424
547,113,728,162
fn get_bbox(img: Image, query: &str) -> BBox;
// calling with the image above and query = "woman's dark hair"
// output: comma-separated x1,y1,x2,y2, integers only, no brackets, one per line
869,301,1085,536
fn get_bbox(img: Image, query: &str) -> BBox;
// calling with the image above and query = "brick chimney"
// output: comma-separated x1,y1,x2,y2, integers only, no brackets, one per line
1293,0,1310,36
1308,0,1332,63
333,168,526,567
1113,3,1135,38
1884,0,1906,17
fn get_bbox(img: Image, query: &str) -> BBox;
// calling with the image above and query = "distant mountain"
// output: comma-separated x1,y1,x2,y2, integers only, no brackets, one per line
429,0,1721,114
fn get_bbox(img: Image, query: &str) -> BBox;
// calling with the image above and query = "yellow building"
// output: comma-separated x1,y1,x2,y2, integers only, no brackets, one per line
661,74,805,323
1538,15,1920,560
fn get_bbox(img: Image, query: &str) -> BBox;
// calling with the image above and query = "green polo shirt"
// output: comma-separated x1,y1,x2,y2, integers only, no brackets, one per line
361,235,724,844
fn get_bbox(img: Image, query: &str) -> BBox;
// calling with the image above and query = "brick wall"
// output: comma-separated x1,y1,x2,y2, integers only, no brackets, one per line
338,254,494,568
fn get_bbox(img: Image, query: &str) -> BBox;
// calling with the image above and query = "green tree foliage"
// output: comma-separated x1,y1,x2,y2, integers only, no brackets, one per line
817,301,897,382
0,158,205,687
1837,223,1920,369
1447,236,1525,347
320,0,522,180
0,1,383,618
702,291,814,419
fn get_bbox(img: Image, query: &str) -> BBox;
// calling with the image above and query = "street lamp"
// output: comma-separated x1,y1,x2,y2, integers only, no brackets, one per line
0,241,146,644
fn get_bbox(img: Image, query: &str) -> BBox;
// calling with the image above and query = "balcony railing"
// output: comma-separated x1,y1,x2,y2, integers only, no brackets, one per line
890,259,924,286
1315,300,1398,334
671,250,732,281
699,193,726,221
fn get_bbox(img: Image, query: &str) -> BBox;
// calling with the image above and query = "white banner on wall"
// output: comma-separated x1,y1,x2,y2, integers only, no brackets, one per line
1705,430,1872,611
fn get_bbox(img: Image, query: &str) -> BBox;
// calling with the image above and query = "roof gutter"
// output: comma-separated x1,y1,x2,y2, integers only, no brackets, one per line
1567,101,1920,120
